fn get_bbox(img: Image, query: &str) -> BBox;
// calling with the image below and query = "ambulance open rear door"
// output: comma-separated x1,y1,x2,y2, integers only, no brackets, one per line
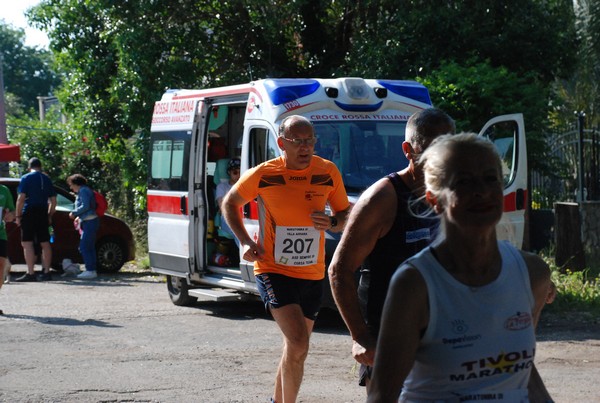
479,113,528,249
147,97,208,293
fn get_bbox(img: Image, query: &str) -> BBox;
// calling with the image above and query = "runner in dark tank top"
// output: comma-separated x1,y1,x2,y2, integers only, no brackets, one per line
329,108,456,391
358,172,437,335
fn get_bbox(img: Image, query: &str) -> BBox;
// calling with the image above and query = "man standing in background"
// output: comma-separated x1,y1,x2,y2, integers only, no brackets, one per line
15,157,57,282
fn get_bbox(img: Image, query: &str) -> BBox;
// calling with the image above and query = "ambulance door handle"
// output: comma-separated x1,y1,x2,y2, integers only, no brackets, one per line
516,188,525,210
180,196,187,215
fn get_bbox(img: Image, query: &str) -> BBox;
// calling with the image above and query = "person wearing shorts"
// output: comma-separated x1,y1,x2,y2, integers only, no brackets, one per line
222,115,351,403
328,108,456,392
255,273,323,321
0,183,16,314
15,157,57,282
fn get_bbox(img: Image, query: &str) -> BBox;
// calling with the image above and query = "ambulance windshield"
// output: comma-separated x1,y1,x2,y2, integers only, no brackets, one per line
313,121,408,193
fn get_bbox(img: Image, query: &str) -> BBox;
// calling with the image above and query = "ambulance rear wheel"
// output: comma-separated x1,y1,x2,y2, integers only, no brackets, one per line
166,275,197,306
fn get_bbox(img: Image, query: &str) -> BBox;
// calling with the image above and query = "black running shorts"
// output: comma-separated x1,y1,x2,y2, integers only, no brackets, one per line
255,272,323,321
20,206,50,243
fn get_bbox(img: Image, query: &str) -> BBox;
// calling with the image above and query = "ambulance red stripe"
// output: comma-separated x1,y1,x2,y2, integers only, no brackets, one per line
503,190,528,213
147,194,187,215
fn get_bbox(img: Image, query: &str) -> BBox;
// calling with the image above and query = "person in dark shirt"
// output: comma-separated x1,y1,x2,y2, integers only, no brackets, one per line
328,108,455,391
15,158,57,282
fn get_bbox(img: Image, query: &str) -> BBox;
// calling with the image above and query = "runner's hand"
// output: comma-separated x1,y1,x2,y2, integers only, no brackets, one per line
242,241,264,262
310,210,331,231
352,336,377,367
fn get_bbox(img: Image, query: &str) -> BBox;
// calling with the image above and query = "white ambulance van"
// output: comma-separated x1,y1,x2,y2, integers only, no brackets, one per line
148,78,527,307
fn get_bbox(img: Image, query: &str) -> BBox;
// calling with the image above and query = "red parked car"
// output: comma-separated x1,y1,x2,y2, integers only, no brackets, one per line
2,178,135,272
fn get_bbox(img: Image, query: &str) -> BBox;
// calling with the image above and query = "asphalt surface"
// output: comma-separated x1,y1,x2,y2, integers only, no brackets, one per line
1,265,599,402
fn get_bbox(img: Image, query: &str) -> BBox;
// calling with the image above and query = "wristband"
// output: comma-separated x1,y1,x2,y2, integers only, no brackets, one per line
330,216,338,228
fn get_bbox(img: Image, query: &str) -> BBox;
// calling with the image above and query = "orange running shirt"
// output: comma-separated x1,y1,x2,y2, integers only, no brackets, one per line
234,156,350,280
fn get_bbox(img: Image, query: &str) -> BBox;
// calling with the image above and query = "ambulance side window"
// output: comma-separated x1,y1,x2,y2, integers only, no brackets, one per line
148,131,190,191
481,121,518,186
249,127,278,167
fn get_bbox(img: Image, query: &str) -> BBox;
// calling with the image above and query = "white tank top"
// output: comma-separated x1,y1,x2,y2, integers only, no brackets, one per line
400,241,535,403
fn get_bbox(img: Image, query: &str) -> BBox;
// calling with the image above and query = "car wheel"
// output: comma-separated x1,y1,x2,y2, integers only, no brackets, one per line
96,237,126,273
166,275,197,306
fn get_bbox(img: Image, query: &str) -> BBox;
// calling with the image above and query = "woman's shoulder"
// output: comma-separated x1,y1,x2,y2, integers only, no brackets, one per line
390,260,429,295
519,249,552,292
519,250,550,274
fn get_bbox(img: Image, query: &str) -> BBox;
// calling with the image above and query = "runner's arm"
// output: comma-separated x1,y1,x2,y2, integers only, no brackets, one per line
222,188,264,261
309,206,351,233
522,251,554,402
328,179,396,365
367,265,427,402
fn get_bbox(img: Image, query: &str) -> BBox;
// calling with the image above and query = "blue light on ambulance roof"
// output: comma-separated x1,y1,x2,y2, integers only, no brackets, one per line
334,101,383,112
263,79,321,106
377,80,432,105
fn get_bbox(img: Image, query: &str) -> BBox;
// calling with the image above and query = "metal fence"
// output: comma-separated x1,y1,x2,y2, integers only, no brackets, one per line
530,121,600,209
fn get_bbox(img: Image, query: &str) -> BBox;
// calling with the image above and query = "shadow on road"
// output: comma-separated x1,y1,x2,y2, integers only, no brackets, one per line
538,313,600,342
185,299,350,336
8,269,164,287
2,313,121,327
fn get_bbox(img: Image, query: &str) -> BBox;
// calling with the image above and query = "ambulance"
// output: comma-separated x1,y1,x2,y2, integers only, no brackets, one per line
148,78,527,307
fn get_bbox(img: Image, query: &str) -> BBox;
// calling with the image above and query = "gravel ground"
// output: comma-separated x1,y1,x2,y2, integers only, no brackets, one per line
0,264,598,402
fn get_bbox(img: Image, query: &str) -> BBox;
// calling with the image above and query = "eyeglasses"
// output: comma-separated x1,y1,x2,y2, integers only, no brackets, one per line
280,136,317,146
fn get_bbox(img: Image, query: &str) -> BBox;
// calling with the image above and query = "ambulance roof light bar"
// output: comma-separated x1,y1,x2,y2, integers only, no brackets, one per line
377,80,432,105
324,87,338,98
342,77,369,100
263,79,320,106
374,87,388,98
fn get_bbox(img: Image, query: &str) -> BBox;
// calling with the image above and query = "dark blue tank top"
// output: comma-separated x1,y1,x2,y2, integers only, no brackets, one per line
358,172,438,334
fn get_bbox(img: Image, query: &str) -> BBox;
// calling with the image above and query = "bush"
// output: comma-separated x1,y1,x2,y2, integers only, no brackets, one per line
545,260,600,316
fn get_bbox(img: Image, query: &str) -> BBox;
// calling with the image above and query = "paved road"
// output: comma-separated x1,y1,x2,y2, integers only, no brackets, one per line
1,265,599,402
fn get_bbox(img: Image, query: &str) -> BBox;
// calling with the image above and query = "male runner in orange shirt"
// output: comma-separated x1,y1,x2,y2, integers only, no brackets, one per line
222,115,351,403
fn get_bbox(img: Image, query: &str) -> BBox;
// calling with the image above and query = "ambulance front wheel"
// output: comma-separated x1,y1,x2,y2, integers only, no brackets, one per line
166,275,197,306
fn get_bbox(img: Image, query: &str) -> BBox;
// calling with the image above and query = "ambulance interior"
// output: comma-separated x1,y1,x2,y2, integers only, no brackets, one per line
148,100,418,274
206,105,245,269
313,121,409,193
205,106,412,270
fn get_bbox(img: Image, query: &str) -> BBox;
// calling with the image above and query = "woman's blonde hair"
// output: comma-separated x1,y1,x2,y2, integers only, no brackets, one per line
420,132,502,203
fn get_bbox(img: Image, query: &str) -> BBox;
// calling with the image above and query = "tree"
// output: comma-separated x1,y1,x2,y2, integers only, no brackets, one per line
28,0,578,144
550,0,600,128
0,21,59,112
26,0,359,219
342,0,577,86
7,108,64,179
419,59,551,173
25,0,581,223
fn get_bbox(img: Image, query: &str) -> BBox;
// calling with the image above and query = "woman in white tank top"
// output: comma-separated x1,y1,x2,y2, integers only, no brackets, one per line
367,133,555,403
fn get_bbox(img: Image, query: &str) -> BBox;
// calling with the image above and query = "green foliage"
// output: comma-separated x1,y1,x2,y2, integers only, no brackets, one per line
418,59,551,173
342,0,577,86
548,267,600,315
26,0,579,147
6,109,65,179
549,0,600,128
536,250,600,315
16,0,591,258
0,22,60,111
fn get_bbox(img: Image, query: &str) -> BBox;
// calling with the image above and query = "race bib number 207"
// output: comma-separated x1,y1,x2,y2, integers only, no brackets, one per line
274,226,321,266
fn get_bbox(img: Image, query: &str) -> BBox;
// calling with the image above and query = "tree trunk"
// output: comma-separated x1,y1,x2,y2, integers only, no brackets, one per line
554,202,586,271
